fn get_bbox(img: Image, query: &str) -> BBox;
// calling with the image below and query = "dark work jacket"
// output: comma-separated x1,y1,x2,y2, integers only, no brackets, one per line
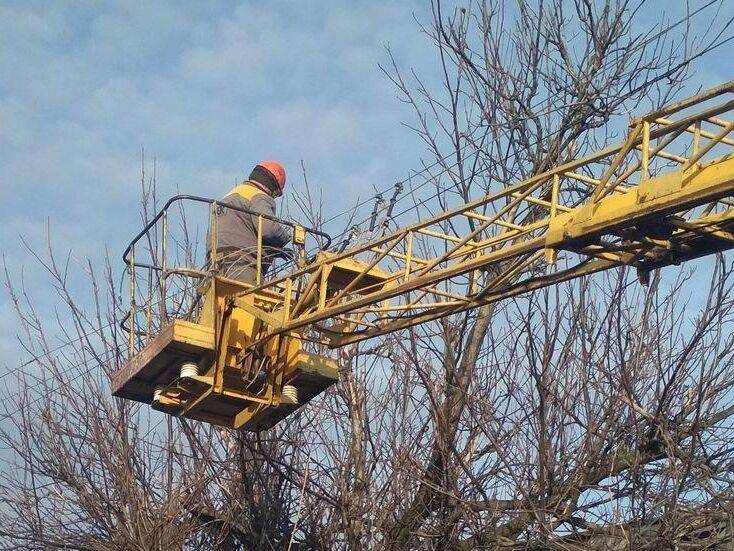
209,182,291,271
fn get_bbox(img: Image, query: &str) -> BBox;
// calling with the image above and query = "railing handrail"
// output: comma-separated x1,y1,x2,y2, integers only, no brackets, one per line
122,194,332,271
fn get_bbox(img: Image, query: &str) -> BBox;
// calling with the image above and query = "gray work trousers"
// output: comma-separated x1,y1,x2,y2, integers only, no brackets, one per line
211,247,263,285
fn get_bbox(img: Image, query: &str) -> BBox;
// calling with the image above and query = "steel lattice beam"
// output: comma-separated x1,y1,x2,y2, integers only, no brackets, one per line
240,82,734,348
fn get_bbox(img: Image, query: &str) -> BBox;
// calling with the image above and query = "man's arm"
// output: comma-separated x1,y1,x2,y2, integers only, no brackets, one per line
249,194,291,247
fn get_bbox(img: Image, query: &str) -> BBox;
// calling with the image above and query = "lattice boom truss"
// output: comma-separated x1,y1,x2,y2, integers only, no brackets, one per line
240,82,734,348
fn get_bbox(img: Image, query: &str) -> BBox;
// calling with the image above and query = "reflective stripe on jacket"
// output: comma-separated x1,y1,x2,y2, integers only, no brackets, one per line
209,181,291,265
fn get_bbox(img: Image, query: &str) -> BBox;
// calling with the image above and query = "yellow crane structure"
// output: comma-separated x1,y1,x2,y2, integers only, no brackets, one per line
113,82,734,431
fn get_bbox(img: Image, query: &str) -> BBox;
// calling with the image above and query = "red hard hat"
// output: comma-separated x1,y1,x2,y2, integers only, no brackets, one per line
258,161,286,193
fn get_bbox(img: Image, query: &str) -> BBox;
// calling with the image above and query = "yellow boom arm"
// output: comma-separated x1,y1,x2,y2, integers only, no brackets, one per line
112,82,734,430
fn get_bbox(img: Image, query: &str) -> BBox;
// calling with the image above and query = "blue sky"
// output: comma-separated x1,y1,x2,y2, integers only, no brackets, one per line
0,1,433,363
0,2,429,255
0,1,732,367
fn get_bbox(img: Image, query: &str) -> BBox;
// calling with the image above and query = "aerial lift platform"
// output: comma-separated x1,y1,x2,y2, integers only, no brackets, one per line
112,82,734,431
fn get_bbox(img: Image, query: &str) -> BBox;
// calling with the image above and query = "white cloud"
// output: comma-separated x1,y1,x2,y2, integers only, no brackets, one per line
255,99,361,158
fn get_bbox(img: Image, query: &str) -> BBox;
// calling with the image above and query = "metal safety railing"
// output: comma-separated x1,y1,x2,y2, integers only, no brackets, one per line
121,194,331,357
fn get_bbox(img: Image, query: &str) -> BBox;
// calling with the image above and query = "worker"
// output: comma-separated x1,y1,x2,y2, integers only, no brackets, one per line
210,161,291,284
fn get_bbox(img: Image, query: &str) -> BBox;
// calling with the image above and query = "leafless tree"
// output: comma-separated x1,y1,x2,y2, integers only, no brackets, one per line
1,1,734,550
364,1,734,548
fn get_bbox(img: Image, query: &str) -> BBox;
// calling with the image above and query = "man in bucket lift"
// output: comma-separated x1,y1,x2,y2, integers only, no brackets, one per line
209,161,291,284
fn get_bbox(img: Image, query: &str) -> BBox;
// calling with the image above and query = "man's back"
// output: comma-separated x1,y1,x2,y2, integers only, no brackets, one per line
211,180,291,283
